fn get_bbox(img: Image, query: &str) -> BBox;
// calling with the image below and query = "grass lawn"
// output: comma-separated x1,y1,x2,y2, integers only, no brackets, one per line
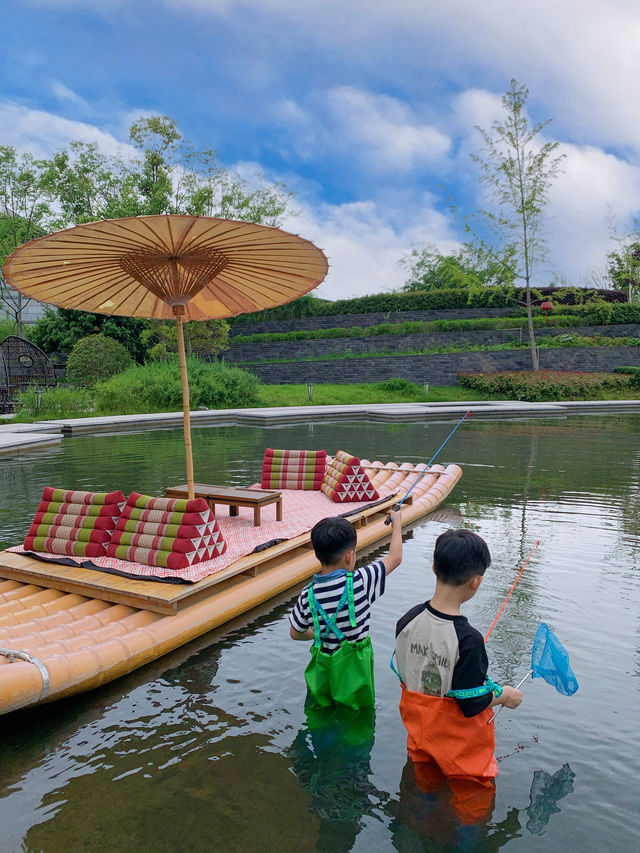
3,383,639,424
257,383,504,406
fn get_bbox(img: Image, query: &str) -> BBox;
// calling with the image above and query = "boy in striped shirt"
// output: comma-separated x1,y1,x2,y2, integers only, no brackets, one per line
289,511,402,709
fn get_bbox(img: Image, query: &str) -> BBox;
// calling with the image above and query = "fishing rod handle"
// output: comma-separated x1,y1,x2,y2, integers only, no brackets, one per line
384,504,403,525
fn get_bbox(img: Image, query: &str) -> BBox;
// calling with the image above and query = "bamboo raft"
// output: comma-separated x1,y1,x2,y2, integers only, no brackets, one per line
0,460,462,715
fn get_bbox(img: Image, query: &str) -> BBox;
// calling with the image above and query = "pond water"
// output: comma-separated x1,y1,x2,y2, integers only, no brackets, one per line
0,415,639,853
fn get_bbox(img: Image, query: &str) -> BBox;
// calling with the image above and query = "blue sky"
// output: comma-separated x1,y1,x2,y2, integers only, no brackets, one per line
2,0,640,298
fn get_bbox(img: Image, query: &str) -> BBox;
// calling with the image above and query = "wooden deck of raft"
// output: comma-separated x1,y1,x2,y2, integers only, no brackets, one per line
0,493,405,616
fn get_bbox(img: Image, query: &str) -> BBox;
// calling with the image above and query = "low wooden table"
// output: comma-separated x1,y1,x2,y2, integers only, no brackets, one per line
164,484,283,527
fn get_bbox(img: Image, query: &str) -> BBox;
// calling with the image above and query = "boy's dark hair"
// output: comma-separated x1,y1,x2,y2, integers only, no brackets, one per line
433,528,491,586
311,516,357,566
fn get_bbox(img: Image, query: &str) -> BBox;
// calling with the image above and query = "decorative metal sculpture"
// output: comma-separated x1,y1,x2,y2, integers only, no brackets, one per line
0,335,56,405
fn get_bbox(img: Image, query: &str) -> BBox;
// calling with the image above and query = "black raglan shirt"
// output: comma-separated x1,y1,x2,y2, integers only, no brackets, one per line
395,601,492,717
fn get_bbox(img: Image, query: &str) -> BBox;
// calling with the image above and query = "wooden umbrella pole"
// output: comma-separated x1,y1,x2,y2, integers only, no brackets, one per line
175,310,195,500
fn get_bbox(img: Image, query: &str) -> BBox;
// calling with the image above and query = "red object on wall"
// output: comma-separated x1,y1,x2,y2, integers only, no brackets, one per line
541,300,553,323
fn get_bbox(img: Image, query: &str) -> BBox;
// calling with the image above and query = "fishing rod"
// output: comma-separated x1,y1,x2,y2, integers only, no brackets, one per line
384,410,470,525
484,540,540,641
485,540,540,723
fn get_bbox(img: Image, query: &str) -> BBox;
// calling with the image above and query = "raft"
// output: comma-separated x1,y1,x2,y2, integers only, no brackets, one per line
0,460,462,716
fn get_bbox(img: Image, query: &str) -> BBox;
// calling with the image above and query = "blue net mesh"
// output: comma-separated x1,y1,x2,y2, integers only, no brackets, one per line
531,623,579,696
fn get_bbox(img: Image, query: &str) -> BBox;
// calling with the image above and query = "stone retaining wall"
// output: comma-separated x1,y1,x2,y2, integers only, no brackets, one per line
226,324,640,364
229,306,519,336
241,347,640,386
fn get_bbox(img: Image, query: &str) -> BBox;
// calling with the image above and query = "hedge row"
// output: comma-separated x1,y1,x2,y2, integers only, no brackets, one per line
232,303,640,344
614,366,640,387
230,286,627,325
457,370,633,401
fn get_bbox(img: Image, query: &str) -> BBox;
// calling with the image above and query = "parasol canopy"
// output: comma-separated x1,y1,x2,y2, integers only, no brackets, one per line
3,215,329,497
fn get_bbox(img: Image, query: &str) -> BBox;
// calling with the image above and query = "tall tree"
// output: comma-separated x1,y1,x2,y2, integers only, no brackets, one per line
401,243,516,291
0,148,57,336
607,240,640,302
604,214,640,302
23,114,296,351
470,79,565,370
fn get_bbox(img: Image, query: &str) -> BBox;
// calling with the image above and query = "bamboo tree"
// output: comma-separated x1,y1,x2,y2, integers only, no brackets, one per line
470,80,565,370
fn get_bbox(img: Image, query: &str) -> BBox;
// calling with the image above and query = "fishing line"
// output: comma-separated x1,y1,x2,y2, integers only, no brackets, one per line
384,410,470,525
484,540,540,642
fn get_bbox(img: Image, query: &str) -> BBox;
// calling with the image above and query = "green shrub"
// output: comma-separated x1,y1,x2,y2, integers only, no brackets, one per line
230,284,626,326
93,357,261,414
66,334,133,388
13,386,93,421
0,317,16,340
614,366,640,388
457,370,632,401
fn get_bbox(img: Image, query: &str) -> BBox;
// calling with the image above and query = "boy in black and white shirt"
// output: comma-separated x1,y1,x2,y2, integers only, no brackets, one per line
290,512,402,708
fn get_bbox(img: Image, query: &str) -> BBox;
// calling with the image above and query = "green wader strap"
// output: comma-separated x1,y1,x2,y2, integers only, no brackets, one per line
308,573,356,649
446,677,503,700
390,651,404,685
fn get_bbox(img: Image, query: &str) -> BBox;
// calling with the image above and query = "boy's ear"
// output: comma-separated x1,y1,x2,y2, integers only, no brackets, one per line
344,547,356,567
469,574,484,592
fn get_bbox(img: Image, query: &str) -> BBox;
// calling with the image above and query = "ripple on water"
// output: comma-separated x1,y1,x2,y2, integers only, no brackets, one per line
1,415,640,852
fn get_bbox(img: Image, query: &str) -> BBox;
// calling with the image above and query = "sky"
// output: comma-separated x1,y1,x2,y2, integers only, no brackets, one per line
2,0,640,300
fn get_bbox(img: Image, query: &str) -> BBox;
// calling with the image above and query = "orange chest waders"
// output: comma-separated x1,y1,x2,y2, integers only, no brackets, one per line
398,686,497,780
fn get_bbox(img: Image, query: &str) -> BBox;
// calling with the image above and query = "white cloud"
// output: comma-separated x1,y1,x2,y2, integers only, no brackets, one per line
273,86,450,173
326,87,451,171
50,80,86,107
169,0,640,155
546,143,640,284
0,101,136,159
271,99,318,161
282,197,460,299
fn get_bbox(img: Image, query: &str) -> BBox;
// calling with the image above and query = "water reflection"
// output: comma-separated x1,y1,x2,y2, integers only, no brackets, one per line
525,763,575,835
392,760,575,851
21,728,318,853
1,415,640,852
287,704,388,853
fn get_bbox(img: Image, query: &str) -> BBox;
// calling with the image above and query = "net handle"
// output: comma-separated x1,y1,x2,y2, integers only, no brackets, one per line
487,670,532,724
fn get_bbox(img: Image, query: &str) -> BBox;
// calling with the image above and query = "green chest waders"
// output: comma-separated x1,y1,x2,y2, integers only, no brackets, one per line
304,573,375,710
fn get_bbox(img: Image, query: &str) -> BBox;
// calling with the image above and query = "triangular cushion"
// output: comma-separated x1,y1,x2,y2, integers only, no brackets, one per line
321,451,379,503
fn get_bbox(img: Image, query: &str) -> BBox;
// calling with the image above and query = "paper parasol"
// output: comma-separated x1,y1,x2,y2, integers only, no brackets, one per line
3,215,329,496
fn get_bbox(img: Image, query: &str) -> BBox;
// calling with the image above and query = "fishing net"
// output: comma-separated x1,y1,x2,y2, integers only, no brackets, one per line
531,623,579,696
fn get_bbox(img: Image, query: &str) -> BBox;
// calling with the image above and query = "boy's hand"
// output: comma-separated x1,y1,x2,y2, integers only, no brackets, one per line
386,507,402,528
500,685,523,708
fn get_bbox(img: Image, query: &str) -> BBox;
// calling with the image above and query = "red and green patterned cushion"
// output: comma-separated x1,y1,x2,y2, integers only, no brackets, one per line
24,487,126,557
22,538,111,559
321,450,379,503
105,544,223,571
40,487,125,506
261,448,327,490
125,492,210,513
106,492,226,568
